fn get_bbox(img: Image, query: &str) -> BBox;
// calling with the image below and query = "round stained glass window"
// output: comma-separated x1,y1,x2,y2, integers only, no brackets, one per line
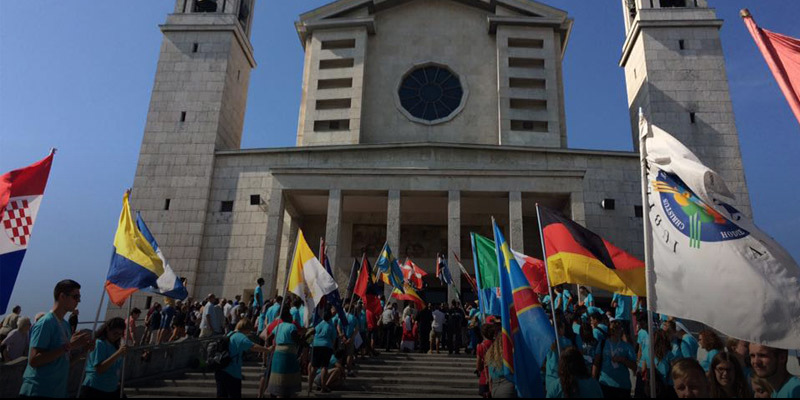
397,64,465,124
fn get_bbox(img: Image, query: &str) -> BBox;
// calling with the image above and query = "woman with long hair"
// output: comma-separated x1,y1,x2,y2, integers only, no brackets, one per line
698,330,724,372
266,303,304,397
552,346,603,398
81,317,127,398
644,329,678,398
708,352,750,398
485,333,516,398
594,320,637,398
476,322,498,398
545,313,576,397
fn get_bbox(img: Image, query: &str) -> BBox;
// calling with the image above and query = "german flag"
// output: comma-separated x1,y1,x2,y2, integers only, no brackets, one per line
539,206,646,296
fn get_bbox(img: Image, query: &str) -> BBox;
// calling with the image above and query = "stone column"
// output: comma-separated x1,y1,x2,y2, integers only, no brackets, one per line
261,187,285,298
325,189,343,274
448,190,461,303
509,191,524,251
386,190,401,298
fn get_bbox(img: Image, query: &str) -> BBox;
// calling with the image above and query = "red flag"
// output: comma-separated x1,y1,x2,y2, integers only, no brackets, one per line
402,258,427,289
742,9,800,126
354,255,383,316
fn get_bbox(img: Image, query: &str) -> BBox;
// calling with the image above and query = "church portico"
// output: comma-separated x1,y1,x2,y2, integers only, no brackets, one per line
190,142,642,301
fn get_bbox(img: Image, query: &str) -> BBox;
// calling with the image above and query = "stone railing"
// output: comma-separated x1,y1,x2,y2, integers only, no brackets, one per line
0,336,220,398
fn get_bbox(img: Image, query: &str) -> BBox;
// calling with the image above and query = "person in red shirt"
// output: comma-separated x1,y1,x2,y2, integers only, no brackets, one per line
366,309,380,357
476,322,498,398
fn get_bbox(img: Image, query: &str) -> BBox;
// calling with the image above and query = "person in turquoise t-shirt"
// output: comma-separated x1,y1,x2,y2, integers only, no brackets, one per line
81,317,127,397
594,320,636,398
698,329,724,372
290,299,304,328
611,294,632,340
549,347,604,398
253,278,265,310
336,300,360,375
20,279,92,398
216,319,269,398
265,296,282,325
748,343,800,399
544,315,576,397
308,309,337,394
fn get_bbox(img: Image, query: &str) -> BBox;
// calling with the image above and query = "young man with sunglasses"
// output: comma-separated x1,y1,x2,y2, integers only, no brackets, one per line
19,279,93,397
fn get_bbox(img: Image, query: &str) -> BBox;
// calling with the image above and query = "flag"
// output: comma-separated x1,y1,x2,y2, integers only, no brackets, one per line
376,242,405,293
493,220,551,398
538,205,646,296
0,151,54,314
316,239,347,328
106,192,169,306
471,233,502,316
288,229,339,327
742,10,800,126
402,258,427,289
452,252,478,294
641,114,800,349
136,212,188,300
511,250,549,295
354,255,383,316
391,283,426,310
345,258,360,298
436,253,459,298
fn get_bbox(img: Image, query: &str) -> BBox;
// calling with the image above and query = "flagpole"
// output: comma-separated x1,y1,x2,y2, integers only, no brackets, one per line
347,254,364,311
638,110,658,399
118,298,133,398
278,230,301,322
469,233,487,323
535,205,563,357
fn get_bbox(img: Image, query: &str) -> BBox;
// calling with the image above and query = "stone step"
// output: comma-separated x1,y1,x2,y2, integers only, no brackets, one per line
170,374,477,388
126,385,477,398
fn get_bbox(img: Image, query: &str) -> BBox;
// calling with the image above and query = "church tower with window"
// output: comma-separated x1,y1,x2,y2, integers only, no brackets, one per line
130,0,256,295
620,0,751,215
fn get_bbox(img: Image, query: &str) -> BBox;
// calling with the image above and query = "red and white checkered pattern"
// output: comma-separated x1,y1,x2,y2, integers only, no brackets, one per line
3,200,33,246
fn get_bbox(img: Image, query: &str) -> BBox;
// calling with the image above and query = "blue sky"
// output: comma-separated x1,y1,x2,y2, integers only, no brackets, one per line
1,1,798,321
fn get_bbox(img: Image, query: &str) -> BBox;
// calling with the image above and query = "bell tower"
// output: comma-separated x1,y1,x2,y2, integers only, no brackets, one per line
620,0,751,215
129,0,256,296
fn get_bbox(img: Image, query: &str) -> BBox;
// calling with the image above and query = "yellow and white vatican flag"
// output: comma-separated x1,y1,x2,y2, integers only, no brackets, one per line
639,113,800,349
288,229,339,326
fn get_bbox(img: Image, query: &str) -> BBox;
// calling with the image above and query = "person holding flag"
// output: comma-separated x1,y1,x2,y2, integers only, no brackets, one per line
286,229,339,328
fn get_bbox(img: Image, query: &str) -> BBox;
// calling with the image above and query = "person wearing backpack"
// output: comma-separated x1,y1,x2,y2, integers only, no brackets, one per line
213,319,269,398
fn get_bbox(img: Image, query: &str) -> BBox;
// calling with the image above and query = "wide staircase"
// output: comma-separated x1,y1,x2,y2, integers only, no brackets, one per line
127,351,478,398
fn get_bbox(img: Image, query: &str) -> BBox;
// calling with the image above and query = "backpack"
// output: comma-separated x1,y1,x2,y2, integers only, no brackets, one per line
206,333,232,371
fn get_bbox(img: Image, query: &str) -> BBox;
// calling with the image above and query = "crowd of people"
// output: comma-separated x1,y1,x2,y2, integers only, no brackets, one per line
2,278,799,398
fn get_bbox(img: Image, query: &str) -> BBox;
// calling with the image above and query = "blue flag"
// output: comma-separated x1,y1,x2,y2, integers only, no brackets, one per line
493,220,552,398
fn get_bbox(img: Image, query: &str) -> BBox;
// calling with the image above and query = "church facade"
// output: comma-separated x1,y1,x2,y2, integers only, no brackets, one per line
119,0,750,309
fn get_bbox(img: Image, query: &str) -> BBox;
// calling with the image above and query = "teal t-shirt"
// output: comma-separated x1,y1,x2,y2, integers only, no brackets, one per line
223,332,254,379
700,349,720,372
597,339,636,390
336,313,357,339
358,311,367,333
636,329,649,369
83,339,122,392
253,286,264,309
773,376,800,398
312,320,337,349
612,294,632,321
275,322,297,345
585,293,595,307
290,307,305,327
265,303,281,325
593,324,608,342
547,377,604,398
680,334,699,360
19,312,71,398
545,336,574,384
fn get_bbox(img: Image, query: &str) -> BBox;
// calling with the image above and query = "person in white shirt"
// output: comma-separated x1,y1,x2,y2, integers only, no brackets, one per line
430,304,446,354
381,304,399,352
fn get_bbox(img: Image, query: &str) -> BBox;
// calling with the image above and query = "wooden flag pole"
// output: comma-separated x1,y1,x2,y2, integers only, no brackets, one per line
535,205,563,357
638,110,658,399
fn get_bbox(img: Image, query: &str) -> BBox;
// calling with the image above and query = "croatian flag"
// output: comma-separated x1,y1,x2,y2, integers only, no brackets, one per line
0,151,55,314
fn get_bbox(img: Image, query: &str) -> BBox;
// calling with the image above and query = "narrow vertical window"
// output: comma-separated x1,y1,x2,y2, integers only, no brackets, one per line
164,199,171,210
192,43,199,53
180,111,186,122
690,112,696,124
679,40,685,50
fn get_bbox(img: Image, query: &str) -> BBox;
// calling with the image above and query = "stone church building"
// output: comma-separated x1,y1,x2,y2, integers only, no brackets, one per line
118,0,750,309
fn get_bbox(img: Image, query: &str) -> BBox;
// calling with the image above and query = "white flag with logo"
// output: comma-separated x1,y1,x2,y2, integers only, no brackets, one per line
640,115,800,349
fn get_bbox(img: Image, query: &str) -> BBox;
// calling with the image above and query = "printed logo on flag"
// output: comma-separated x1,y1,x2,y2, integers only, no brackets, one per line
3,199,33,247
653,171,749,248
